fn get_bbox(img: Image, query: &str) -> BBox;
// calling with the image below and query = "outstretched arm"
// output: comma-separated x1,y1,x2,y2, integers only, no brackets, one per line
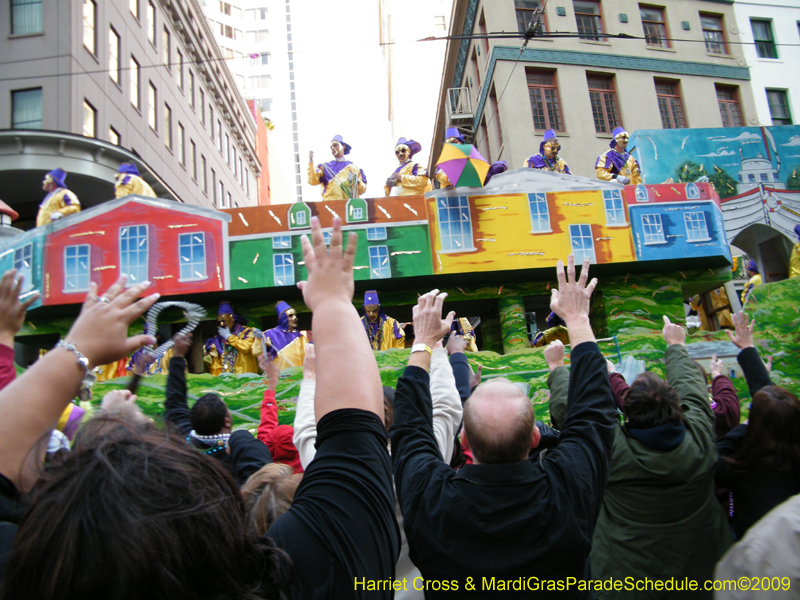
164,332,193,435
298,216,383,421
0,276,157,490
727,311,773,397
0,271,39,391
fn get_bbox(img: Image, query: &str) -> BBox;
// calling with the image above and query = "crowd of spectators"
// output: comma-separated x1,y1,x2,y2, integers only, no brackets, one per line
0,218,797,599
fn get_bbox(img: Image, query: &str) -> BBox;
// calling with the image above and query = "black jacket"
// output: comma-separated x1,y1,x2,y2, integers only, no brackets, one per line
391,342,616,599
164,356,272,485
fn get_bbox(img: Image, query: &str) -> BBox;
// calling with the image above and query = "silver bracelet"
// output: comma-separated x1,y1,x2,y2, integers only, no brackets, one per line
55,340,90,374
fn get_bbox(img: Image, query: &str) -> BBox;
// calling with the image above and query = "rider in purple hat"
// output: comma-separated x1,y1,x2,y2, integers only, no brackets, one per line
525,130,571,174
114,163,157,199
595,126,641,186
361,290,405,350
37,168,81,227
791,224,800,279
262,301,310,369
308,134,367,201
203,301,262,375
385,137,431,196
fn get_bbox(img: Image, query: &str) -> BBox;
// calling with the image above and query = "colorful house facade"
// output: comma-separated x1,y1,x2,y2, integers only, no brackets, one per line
40,196,230,306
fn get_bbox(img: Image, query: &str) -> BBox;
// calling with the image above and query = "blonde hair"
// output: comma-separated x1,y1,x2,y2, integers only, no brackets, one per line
241,463,300,536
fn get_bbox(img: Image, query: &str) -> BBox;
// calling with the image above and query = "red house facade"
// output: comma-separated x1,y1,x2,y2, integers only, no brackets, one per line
42,196,230,306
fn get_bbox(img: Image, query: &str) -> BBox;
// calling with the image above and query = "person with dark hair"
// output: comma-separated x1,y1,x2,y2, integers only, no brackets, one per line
2,419,291,600
165,332,273,486
716,311,800,540
546,316,733,598
0,274,159,582
391,256,617,597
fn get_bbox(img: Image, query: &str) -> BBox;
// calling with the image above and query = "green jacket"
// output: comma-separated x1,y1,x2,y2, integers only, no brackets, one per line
548,345,733,598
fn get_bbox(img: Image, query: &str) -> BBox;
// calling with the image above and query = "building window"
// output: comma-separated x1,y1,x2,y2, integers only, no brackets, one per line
201,155,207,192
701,14,727,54
83,0,96,54
369,246,391,279
14,244,33,292
353,207,363,220
437,196,474,251
178,232,206,280
322,230,333,246
224,134,230,164
130,0,138,19
655,79,685,129
602,190,626,226
245,29,269,44
11,0,43,34
148,82,157,131
515,0,545,34
640,5,669,48
119,225,148,285
11,88,42,129
200,90,205,124
82,100,96,138
217,121,222,152
574,0,604,41
367,226,387,241
130,57,140,109
717,85,743,127
177,49,184,89
587,73,620,134
751,19,777,59
232,148,237,176
227,192,232,208
526,69,563,131
569,224,595,264
528,192,551,233
272,235,291,249
211,169,217,203
109,27,120,84
641,214,666,244
190,140,197,180
64,245,91,292
684,212,710,242
471,49,480,88
209,107,214,138
147,1,156,45
296,210,307,226
767,90,792,125
163,27,171,69
164,104,172,149
244,7,268,20
434,14,446,31
109,126,120,145
189,71,195,108
178,123,185,165
273,254,294,286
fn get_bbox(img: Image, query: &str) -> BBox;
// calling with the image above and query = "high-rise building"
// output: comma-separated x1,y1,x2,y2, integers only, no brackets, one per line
432,0,759,179
1,0,260,226
202,0,297,203
732,0,798,127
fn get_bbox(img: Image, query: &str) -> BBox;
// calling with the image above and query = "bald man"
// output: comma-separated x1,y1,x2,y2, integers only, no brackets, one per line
390,258,616,598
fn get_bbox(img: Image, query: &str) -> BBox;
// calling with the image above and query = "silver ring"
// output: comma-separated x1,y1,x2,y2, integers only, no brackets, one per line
99,296,111,304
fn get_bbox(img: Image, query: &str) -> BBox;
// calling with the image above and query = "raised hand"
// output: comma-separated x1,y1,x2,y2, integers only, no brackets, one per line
446,334,468,355
550,255,597,325
710,354,724,380
64,275,159,369
662,316,686,347
172,332,192,358
297,216,356,311
412,289,455,347
725,311,755,350
0,270,39,347
544,340,565,371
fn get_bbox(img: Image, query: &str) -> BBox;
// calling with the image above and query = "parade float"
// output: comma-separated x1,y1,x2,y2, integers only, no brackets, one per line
2,127,798,431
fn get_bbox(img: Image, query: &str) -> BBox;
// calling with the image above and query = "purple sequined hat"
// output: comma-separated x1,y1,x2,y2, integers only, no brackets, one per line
331,134,351,155
747,260,759,273
395,138,422,158
539,129,560,154
445,127,464,143
275,301,292,315
364,290,380,306
218,301,235,315
118,163,141,177
47,168,68,188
